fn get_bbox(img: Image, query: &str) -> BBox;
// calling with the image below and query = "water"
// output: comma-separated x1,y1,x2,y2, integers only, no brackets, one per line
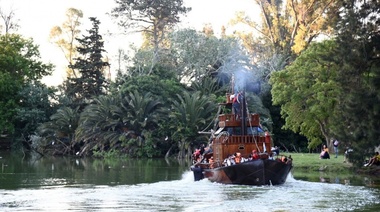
1,152,380,211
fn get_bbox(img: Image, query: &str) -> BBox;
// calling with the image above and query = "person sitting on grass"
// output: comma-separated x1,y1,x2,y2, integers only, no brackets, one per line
320,145,330,159
364,152,380,167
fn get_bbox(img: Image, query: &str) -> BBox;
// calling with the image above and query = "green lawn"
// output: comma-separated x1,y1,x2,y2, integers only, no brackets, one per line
285,152,353,173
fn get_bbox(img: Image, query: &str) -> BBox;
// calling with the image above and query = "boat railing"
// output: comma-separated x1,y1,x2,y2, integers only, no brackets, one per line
215,135,267,144
218,114,260,126
213,134,272,162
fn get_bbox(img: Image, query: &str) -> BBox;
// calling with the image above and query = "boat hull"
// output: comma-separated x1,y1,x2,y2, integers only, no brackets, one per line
202,160,292,186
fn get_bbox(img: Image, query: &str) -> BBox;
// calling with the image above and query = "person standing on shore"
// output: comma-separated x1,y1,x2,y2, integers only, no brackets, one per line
333,139,339,158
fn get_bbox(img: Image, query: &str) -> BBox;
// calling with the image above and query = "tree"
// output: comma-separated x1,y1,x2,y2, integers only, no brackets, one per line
0,72,19,134
231,0,340,61
14,81,58,149
74,91,162,157
111,0,191,74
0,34,53,136
167,29,252,84
36,107,80,155
270,40,342,150
49,8,83,77
229,0,342,152
0,6,19,34
66,17,109,109
330,0,380,165
169,91,217,158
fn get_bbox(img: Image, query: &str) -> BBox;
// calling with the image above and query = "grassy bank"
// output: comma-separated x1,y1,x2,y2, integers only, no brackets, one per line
286,152,354,173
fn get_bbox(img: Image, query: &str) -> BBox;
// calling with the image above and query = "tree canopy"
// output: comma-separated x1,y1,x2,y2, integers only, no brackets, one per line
66,17,109,109
0,34,53,136
111,0,191,54
270,40,342,149
49,8,83,78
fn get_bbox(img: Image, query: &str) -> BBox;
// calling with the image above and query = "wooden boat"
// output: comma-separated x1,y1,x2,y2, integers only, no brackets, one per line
191,92,292,186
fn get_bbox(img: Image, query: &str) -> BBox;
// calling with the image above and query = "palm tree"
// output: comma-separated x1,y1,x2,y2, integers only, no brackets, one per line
36,106,80,155
170,91,217,158
75,95,122,155
75,91,162,156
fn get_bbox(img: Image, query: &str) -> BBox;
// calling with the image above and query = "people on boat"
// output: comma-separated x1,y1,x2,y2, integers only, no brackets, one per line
191,164,204,181
279,155,291,164
320,145,330,159
251,150,260,160
192,149,202,163
232,91,242,119
274,146,280,156
234,152,242,164
208,156,215,169
364,152,380,166
199,144,205,155
223,154,237,166
268,152,274,160
287,155,293,164
202,145,213,157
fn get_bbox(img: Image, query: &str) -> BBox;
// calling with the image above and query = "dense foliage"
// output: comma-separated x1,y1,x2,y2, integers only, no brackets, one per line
329,0,380,165
0,34,54,148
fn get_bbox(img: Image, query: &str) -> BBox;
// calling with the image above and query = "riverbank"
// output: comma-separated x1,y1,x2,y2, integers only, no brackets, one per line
290,152,380,177
289,152,353,173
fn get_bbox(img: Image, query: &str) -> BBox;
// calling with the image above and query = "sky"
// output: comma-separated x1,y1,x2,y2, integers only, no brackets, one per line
1,0,260,86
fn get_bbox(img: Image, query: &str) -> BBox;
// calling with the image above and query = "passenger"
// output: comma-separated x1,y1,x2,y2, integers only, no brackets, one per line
281,156,288,163
320,145,330,159
364,152,380,167
287,155,293,164
193,149,201,163
191,164,204,181
271,147,277,156
200,144,205,155
203,146,213,156
240,156,248,163
251,150,260,160
223,154,235,166
229,155,236,165
223,155,232,166
234,152,242,164
268,152,274,160
271,146,280,156
209,156,215,169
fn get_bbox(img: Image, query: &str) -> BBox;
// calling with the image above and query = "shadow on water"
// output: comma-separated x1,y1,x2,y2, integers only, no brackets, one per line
1,151,380,211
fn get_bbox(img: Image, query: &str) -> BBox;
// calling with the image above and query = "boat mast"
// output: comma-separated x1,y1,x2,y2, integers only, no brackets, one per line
232,73,247,136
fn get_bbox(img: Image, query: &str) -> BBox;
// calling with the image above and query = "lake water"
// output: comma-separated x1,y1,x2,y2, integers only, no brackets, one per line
1,151,380,211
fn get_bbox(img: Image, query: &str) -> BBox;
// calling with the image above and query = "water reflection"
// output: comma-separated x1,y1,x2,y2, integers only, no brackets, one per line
0,152,188,189
292,167,380,189
1,152,380,211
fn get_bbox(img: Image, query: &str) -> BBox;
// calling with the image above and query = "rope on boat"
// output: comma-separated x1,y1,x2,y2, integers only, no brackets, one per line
199,105,222,136
245,98,261,153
